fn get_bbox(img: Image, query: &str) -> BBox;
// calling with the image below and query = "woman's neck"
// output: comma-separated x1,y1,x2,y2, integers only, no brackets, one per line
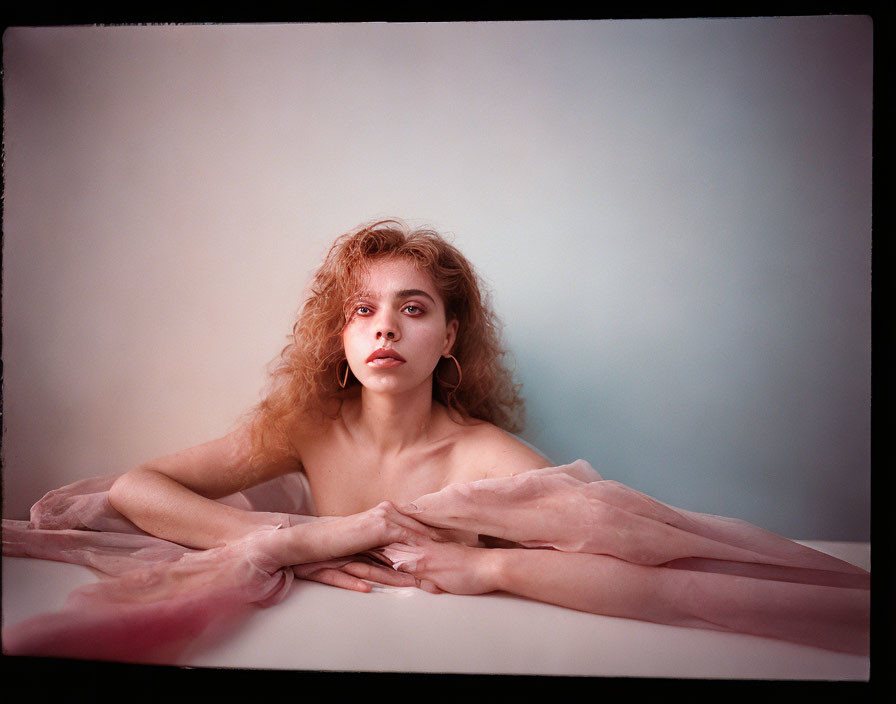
351,383,441,455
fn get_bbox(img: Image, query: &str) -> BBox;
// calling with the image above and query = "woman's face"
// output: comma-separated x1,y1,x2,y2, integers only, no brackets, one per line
342,257,458,396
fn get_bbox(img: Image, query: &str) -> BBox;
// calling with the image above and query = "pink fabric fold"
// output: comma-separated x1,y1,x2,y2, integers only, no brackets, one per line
383,461,870,653
2,523,293,663
397,460,868,579
3,471,323,662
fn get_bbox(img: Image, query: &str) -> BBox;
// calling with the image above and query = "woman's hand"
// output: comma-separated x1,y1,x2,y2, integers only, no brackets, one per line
320,501,450,560
294,557,418,593
380,536,500,596
257,501,451,577
398,471,586,546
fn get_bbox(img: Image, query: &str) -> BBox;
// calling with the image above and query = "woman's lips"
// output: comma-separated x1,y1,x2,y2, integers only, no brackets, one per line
368,357,405,368
365,348,407,366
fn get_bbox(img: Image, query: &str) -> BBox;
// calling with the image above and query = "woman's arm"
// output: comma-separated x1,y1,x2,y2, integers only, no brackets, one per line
388,540,870,654
108,424,302,549
107,425,449,593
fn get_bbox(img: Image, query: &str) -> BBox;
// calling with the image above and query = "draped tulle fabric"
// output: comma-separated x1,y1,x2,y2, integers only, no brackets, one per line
2,461,869,662
391,461,869,581
2,471,347,662
381,461,870,654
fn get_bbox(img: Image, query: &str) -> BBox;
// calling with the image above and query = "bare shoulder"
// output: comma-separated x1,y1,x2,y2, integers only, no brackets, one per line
449,420,553,483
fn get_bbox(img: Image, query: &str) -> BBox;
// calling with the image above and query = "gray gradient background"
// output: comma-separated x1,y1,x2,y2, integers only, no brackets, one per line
2,19,872,540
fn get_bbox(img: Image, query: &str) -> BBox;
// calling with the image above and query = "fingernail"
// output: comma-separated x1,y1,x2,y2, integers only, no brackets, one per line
400,502,419,513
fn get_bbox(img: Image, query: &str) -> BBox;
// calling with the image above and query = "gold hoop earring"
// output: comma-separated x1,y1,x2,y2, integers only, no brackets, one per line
436,354,462,394
337,359,350,389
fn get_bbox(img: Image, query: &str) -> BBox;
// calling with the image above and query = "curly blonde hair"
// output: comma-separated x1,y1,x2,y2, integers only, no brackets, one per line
248,219,524,461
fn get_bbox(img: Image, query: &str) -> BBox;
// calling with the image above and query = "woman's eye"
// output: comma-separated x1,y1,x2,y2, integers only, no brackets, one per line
356,306,372,315
403,305,422,315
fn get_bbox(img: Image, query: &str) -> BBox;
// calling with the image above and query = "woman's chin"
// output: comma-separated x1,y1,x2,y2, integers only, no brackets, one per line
359,374,431,397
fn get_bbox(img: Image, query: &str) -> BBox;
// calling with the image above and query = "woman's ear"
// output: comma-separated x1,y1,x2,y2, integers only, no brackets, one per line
443,318,459,356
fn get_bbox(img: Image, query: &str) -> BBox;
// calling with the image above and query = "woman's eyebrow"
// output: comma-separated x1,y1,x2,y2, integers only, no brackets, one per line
355,288,437,303
395,289,436,303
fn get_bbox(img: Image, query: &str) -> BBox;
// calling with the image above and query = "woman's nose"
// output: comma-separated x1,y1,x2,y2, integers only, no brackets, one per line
376,328,399,342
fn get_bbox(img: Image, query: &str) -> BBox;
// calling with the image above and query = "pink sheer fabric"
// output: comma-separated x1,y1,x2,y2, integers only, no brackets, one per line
2,471,345,662
393,460,868,579
2,520,292,663
2,461,869,662
381,461,870,653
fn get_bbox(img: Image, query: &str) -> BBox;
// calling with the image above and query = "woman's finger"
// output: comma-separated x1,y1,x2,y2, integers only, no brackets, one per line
399,488,500,534
341,561,417,587
299,567,371,592
383,505,451,541
417,579,442,594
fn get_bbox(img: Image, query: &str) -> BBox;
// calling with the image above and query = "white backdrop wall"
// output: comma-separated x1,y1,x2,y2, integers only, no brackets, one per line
2,18,872,540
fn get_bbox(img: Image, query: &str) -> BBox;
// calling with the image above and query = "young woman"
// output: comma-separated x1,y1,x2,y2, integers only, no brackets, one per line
108,218,553,592
105,218,869,654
